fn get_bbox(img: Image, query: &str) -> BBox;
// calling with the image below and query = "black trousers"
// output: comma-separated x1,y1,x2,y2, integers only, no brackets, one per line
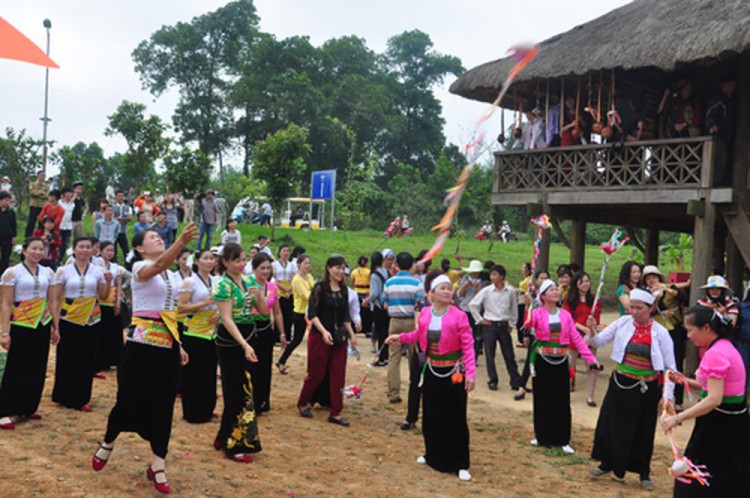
373,306,390,363
114,232,129,262
278,296,293,343
463,310,481,359
405,346,422,424
25,207,41,237
0,238,12,275
482,322,522,389
670,324,687,405
278,312,306,365
58,229,71,264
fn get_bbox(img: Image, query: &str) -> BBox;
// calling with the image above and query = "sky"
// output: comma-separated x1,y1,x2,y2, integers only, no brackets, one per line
1,0,630,177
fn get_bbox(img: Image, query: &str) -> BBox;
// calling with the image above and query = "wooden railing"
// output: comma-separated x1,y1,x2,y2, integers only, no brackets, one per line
494,136,715,192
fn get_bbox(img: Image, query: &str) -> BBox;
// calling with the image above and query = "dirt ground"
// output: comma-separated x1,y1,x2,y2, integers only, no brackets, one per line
1,312,689,497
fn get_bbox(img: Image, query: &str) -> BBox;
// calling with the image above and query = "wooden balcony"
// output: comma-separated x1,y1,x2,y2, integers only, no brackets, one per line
492,136,733,209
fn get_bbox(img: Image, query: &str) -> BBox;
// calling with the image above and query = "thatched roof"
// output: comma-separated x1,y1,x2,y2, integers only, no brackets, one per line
450,0,750,104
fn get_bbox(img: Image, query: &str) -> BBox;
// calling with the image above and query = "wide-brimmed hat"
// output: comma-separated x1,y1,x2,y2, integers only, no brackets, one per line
462,260,484,273
641,265,664,282
701,275,729,290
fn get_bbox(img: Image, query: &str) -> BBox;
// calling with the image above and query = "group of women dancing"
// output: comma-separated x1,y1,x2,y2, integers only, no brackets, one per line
2,228,750,495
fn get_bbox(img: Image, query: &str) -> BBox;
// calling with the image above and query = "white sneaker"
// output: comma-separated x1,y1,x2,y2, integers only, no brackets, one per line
530,438,539,446
458,469,472,481
416,455,426,464
561,445,575,455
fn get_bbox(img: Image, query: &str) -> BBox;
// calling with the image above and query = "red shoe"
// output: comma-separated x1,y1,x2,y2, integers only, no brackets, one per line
230,453,253,463
0,419,15,430
29,413,43,420
91,442,113,471
80,405,92,413
146,466,171,494
212,439,222,450
94,373,106,380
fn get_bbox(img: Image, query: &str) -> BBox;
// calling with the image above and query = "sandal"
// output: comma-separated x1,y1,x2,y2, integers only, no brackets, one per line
230,453,253,463
275,362,288,375
92,441,113,471
146,465,170,494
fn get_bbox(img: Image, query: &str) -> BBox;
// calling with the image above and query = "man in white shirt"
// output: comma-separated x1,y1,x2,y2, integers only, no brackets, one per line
58,186,76,264
256,235,275,261
469,264,521,392
260,202,273,226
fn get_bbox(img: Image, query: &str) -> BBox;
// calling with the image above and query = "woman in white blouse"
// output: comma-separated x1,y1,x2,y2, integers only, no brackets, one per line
0,237,61,429
93,241,124,376
177,248,220,423
52,237,111,412
92,223,197,495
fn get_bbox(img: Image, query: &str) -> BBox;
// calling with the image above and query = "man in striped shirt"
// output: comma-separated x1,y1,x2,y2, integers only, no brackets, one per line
383,252,423,403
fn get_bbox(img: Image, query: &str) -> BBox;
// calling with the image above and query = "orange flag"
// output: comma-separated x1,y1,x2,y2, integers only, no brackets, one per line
0,17,59,68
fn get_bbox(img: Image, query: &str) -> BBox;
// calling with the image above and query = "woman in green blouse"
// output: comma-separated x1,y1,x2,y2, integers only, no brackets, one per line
212,243,268,463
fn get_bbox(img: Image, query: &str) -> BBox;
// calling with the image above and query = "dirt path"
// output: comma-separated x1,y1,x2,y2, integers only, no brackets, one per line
1,315,688,497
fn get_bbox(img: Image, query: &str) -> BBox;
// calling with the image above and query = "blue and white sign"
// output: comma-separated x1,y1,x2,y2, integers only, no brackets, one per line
311,170,336,200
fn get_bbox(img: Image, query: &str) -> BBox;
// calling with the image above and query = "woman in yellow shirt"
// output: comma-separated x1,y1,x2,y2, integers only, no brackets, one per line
276,254,314,374
350,255,371,338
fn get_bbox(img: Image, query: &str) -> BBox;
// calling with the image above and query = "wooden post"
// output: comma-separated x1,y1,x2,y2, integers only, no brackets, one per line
712,226,726,274
645,229,659,265
539,227,551,273
570,220,586,269
687,201,717,376
726,235,744,295
732,53,749,192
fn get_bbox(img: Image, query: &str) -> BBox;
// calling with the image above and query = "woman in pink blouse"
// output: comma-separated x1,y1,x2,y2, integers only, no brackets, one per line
251,253,286,414
527,279,600,455
662,305,750,497
386,274,475,481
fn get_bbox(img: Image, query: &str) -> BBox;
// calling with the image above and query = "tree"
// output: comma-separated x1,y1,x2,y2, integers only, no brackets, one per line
52,142,109,207
252,124,311,237
380,30,464,182
132,0,260,179
163,147,211,196
0,128,44,213
105,101,170,185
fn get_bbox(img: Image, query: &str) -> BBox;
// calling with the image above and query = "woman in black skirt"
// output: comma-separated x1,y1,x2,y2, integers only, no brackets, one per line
662,306,750,497
93,241,124,376
272,244,295,343
0,237,60,429
251,253,286,413
587,288,676,491
526,279,599,454
53,237,112,411
213,243,267,463
91,224,197,495
177,248,220,423
387,274,476,481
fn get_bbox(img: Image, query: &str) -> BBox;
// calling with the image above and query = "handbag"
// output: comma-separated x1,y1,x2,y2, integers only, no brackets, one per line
331,287,349,347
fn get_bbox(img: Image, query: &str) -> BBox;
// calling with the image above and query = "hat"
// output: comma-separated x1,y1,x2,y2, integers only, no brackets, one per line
641,265,664,282
210,246,222,255
1,176,9,182
538,279,557,298
382,248,395,258
461,260,484,273
143,190,151,196
701,275,729,290
430,275,452,292
629,288,656,305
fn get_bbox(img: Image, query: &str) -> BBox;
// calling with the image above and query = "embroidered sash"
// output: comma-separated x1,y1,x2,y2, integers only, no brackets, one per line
183,310,218,340
129,316,174,349
11,298,53,328
61,297,101,326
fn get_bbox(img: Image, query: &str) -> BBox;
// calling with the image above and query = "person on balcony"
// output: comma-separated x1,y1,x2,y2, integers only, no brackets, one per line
522,108,546,150
705,73,737,187
613,95,645,142
659,80,703,139
560,96,582,147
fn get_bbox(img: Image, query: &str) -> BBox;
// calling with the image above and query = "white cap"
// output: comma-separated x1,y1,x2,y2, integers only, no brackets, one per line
538,279,557,297
629,288,655,305
430,275,452,291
